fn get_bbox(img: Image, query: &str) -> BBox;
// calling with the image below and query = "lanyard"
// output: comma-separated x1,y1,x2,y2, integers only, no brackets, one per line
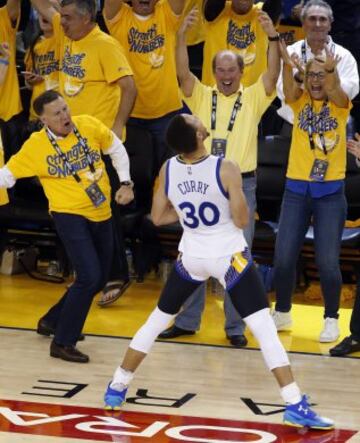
301,40,335,64
46,126,96,183
308,99,328,155
211,91,242,135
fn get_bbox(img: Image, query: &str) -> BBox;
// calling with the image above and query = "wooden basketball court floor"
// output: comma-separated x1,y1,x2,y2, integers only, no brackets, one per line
1,272,360,442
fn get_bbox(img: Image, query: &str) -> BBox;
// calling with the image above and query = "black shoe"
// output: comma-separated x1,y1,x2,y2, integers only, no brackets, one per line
329,336,360,357
158,325,196,339
50,341,89,363
227,334,248,348
37,318,85,341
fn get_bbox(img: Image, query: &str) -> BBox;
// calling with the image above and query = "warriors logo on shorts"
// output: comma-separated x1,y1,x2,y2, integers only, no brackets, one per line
224,248,252,289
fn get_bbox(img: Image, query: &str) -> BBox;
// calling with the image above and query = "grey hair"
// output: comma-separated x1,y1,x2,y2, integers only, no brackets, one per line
61,0,97,21
300,0,333,23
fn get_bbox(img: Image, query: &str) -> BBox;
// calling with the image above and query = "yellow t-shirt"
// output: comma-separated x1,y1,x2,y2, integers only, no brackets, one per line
182,76,276,172
0,133,9,205
202,2,268,88
105,1,181,119
183,0,205,46
25,35,59,121
277,23,305,46
6,115,114,221
52,14,133,128
0,6,22,121
287,92,352,181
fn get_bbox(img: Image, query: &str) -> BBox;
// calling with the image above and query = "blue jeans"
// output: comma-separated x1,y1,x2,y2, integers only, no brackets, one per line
43,213,114,346
174,176,257,335
274,186,347,319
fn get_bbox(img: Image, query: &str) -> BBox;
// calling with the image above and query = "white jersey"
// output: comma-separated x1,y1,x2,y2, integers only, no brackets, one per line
165,154,247,258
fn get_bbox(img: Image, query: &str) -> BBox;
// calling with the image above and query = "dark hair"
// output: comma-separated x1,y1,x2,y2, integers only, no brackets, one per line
61,0,97,21
33,90,63,116
166,115,197,155
300,0,333,23
212,50,244,73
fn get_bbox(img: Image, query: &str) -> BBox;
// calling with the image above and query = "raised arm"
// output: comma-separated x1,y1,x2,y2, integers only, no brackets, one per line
6,0,20,24
347,133,360,167
31,0,56,24
176,8,197,97
220,160,248,229
103,0,123,21
151,162,179,226
112,76,137,141
279,39,303,103
320,47,349,108
258,10,281,96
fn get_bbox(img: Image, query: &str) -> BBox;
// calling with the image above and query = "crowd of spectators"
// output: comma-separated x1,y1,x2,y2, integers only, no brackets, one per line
0,0,360,359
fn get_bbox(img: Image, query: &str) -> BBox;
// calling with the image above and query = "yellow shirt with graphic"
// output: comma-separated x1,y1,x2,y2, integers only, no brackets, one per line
105,0,181,119
6,115,114,221
277,23,305,46
25,35,59,121
0,134,9,205
287,92,352,181
182,76,275,172
183,0,205,46
52,14,133,129
0,6,22,121
202,2,268,88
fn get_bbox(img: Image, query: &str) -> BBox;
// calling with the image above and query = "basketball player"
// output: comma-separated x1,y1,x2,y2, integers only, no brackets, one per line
103,113,334,430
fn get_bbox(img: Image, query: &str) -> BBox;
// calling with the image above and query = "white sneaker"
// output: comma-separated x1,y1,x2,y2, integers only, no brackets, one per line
319,318,340,343
271,310,292,331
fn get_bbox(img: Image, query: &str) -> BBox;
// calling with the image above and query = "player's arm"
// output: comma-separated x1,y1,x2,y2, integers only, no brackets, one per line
151,162,179,226
220,160,249,229
176,8,197,97
261,0,282,24
103,0,123,21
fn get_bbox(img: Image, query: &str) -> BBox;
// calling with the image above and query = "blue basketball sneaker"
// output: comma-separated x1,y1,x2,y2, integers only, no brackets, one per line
104,383,128,410
284,395,334,429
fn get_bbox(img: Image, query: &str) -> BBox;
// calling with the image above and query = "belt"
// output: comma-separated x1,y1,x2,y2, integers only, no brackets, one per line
242,170,256,178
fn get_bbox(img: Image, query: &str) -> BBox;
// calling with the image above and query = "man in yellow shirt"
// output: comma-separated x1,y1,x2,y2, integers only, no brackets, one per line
31,0,137,141
0,90,134,363
159,8,280,346
202,0,282,87
103,0,184,176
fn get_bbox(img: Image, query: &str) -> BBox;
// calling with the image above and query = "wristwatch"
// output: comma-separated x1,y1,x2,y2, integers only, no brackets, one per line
120,180,134,188
268,34,280,41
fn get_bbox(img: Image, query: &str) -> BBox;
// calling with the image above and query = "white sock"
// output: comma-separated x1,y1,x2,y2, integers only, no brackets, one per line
280,382,302,405
110,366,134,392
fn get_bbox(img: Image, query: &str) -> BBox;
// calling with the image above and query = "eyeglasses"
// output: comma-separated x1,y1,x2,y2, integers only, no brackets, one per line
307,71,326,80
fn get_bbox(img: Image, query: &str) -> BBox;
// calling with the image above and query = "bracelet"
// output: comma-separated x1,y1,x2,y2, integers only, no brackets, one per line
268,34,280,41
325,67,335,73
0,59,9,65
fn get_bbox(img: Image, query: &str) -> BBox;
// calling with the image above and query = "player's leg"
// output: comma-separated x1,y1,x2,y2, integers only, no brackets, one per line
104,257,204,410
225,253,334,430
